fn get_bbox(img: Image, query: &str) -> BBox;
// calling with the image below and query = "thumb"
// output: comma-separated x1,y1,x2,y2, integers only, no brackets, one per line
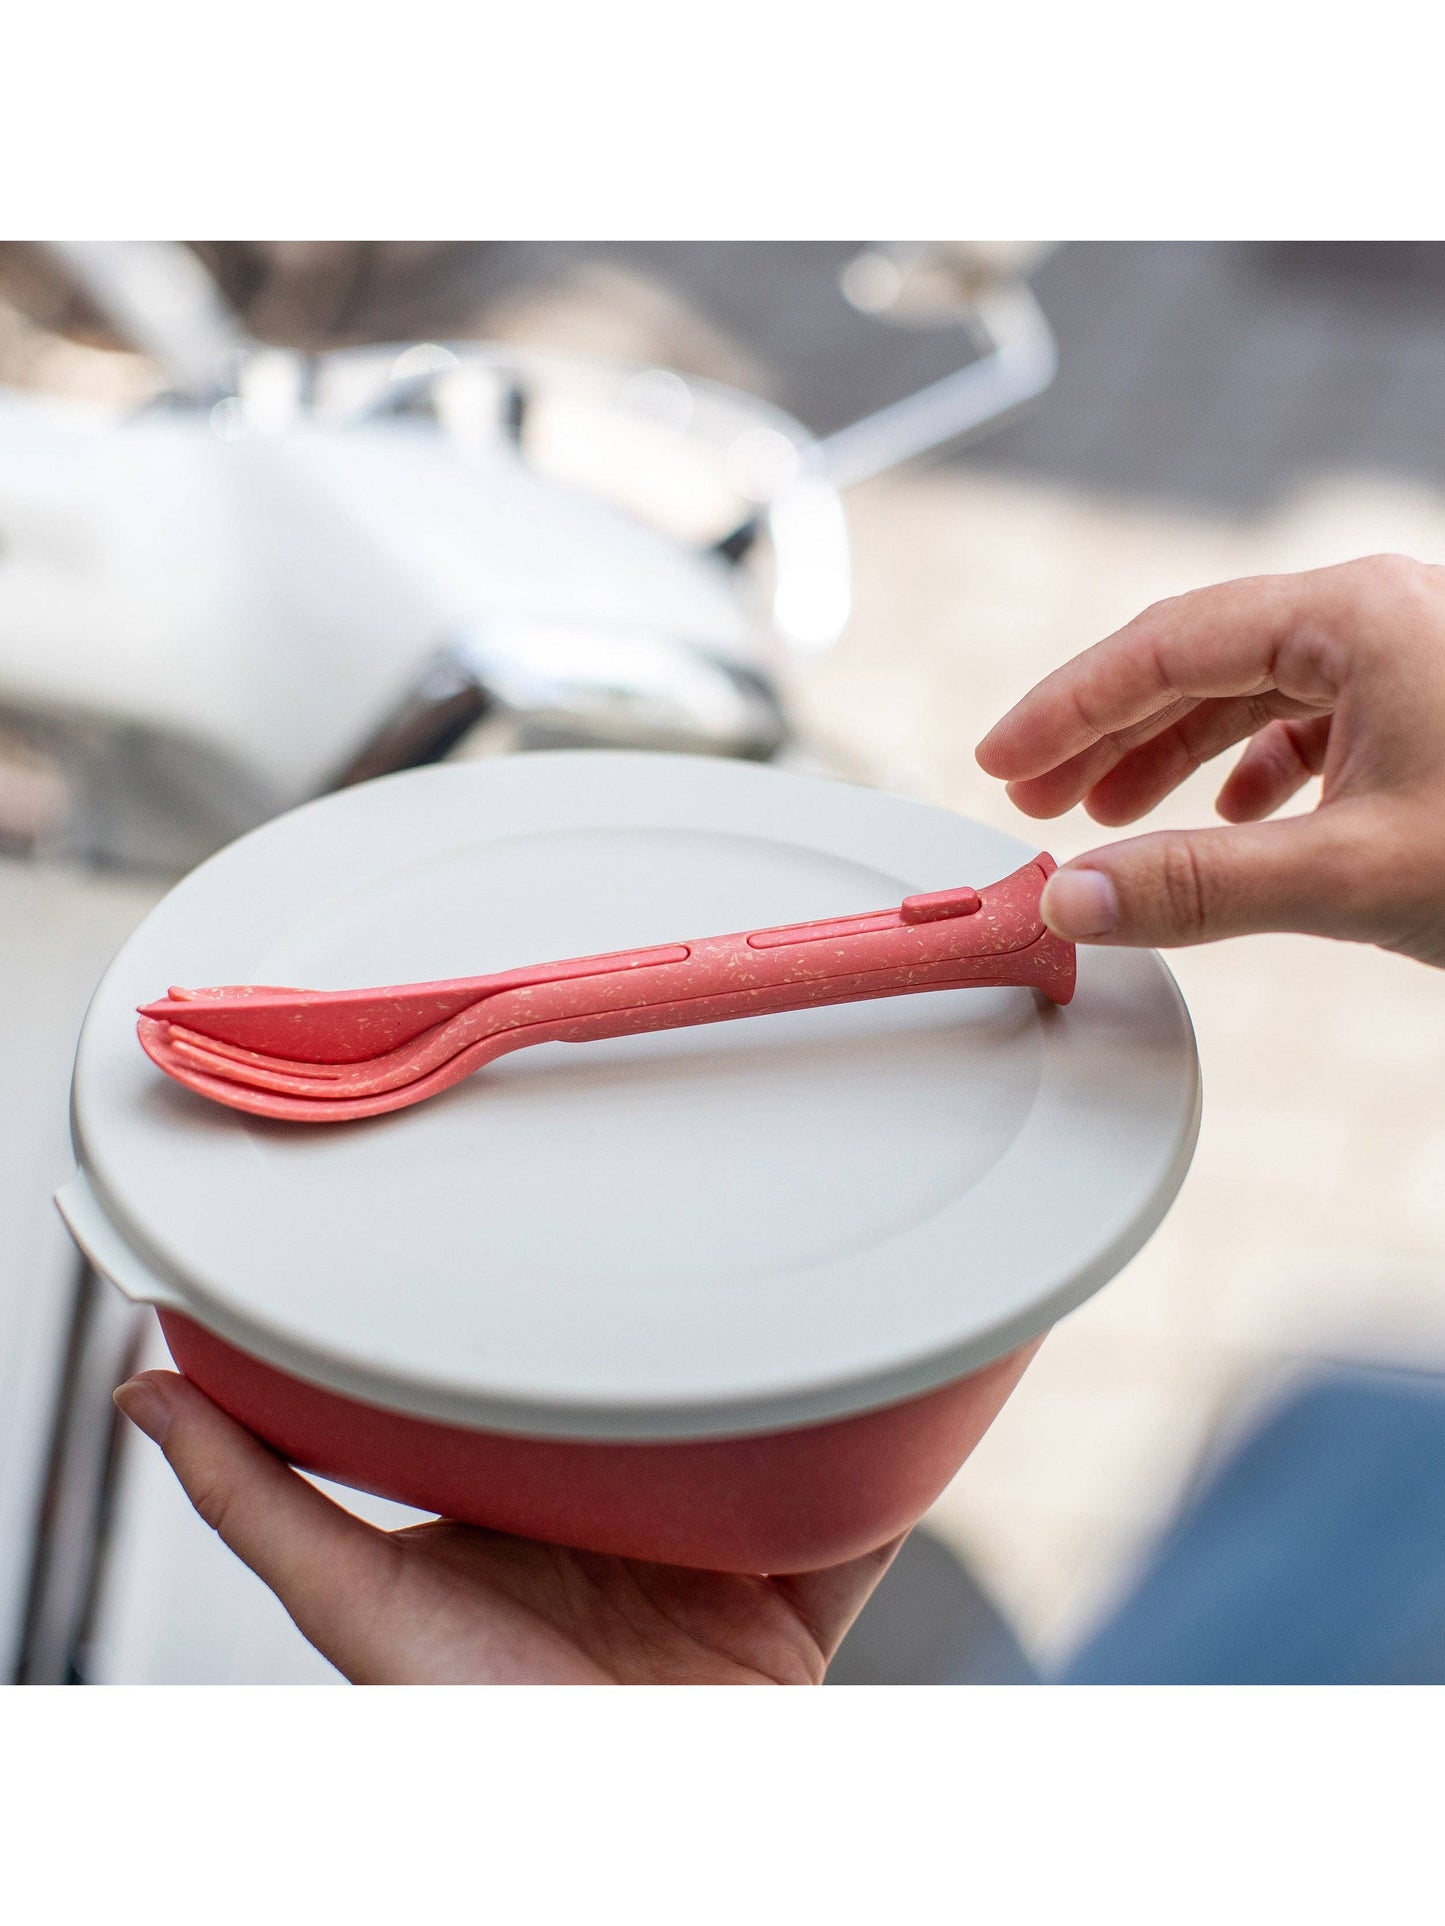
114,1370,398,1675
1039,816,1365,949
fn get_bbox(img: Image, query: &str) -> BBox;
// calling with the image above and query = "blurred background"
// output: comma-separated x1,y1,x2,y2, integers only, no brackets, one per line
6,240,1445,1683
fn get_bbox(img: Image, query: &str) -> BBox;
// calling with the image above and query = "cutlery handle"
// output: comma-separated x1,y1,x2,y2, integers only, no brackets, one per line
480,856,1074,1049
543,932,1071,1050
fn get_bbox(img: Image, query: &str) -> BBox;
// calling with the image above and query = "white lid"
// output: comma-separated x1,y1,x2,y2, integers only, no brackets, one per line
62,752,1200,1441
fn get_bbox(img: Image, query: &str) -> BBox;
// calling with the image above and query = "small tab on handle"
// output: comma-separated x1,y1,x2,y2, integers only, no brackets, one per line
900,885,983,924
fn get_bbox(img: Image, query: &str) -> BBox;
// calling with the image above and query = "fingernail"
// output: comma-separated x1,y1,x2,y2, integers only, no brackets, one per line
114,1377,174,1446
1042,867,1119,939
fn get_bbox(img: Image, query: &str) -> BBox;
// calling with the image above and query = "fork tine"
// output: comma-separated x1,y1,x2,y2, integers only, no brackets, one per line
167,1028,352,1079
167,1032,386,1100
143,1020,518,1122
158,986,518,1100
165,1028,443,1101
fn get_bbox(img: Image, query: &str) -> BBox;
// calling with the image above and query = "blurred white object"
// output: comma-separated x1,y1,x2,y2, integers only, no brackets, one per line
0,243,1056,871
0,377,791,868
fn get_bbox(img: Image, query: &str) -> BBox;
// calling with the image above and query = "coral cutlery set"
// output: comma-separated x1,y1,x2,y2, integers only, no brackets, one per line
136,855,1075,1123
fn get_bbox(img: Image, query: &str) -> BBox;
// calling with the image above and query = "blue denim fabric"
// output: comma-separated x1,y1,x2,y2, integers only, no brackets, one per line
1061,1369,1445,1685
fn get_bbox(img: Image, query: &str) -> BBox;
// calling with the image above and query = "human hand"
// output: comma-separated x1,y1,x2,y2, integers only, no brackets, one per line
112,1371,907,1684
976,554,1445,966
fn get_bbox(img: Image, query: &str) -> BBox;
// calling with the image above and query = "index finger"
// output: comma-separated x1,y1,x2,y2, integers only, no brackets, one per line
976,569,1342,783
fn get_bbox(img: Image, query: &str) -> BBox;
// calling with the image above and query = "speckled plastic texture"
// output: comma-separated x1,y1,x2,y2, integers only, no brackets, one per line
134,857,1074,1122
